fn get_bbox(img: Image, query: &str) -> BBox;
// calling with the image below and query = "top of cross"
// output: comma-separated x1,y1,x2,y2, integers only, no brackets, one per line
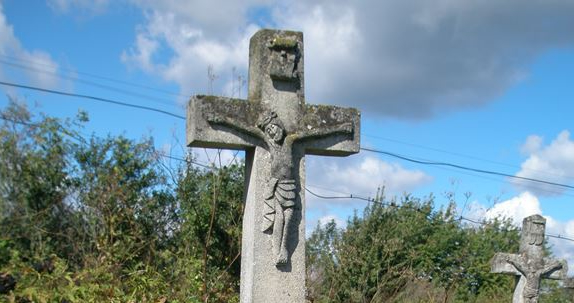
187,29,360,156
491,215,567,277
247,29,306,132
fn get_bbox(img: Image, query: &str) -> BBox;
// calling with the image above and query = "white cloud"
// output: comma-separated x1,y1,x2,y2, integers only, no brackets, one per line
121,0,574,119
131,0,269,38
520,134,543,155
121,1,266,100
272,0,574,119
317,214,346,229
470,192,574,274
0,2,61,90
484,191,542,225
514,130,574,196
306,154,432,208
546,221,574,275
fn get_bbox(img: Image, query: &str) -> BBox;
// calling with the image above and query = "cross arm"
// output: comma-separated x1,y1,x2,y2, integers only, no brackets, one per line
206,110,265,141
491,253,522,275
540,260,563,276
298,121,353,140
542,258,568,280
187,95,264,150
297,104,360,156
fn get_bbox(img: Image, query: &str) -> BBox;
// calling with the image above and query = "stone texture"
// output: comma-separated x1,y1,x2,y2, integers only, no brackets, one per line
187,29,360,303
491,215,568,303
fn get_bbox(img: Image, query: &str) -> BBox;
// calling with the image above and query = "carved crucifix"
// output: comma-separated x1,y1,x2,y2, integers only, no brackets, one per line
187,29,360,303
491,215,568,303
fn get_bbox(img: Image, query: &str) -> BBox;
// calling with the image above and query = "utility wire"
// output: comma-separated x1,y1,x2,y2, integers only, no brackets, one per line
0,59,180,108
363,133,515,168
361,147,574,191
458,216,574,242
2,57,566,182
3,115,574,244
0,80,186,120
0,54,188,98
157,153,214,170
0,115,223,171
305,187,377,204
3,79,574,193
363,134,520,171
1,59,571,184
307,186,574,243
363,133,574,182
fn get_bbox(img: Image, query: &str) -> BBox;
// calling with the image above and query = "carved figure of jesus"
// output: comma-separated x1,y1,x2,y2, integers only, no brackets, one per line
506,257,564,303
208,111,353,265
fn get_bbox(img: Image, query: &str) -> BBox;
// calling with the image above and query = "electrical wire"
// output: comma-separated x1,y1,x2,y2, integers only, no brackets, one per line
361,147,574,191
363,133,574,182
0,54,188,98
3,115,574,244
3,52,571,184
0,59,180,107
307,185,574,243
0,80,185,120
2,80,574,195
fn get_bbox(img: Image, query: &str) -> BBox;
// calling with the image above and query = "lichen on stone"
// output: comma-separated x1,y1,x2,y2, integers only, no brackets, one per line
270,37,298,50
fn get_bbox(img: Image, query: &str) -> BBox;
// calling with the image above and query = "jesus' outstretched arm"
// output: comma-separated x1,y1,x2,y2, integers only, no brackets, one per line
506,257,527,276
540,260,563,276
297,122,354,141
206,114,266,141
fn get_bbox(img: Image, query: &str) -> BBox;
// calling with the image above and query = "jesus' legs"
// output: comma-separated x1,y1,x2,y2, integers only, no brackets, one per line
272,200,284,262
277,207,293,265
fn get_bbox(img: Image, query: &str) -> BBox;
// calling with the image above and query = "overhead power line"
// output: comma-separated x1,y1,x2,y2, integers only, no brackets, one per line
361,147,574,191
0,59,180,107
363,133,518,170
2,115,574,243
1,53,567,182
307,186,574,243
363,133,574,182
3,59,573,184
0,54,188,98
0,80,185,120
305,187,377,203
2,79,573,193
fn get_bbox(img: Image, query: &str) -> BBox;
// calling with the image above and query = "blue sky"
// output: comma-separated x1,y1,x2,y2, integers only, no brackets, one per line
1,0,574,269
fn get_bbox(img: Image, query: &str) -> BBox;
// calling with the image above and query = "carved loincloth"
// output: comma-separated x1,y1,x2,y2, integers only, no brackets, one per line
261,178,296,232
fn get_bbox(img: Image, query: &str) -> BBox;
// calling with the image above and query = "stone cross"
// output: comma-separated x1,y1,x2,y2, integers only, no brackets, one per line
491,214,568,303
187,29,360,302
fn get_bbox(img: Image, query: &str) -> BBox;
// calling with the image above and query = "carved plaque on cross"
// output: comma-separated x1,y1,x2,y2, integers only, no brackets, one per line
187,29,360,303
491,215,568,303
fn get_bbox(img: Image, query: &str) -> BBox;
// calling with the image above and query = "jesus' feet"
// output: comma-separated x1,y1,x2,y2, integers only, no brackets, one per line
276,250,288,266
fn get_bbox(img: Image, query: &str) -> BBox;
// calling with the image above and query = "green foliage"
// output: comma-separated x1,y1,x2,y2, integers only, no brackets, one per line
306,192,571,303
2,100,571,302
176,159,243,302
0,100,243,302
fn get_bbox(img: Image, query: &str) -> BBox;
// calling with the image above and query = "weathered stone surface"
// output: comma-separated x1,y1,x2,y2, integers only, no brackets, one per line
187,95,360,154
491,215,568,303
187,29,361,303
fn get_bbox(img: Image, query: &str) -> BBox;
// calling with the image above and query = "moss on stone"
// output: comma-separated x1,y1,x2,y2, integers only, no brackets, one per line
270,37,298,49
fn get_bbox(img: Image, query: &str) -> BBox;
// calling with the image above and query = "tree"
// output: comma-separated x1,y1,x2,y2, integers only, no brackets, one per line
0,100,245,302
305,192,535,303
175,158,244,302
